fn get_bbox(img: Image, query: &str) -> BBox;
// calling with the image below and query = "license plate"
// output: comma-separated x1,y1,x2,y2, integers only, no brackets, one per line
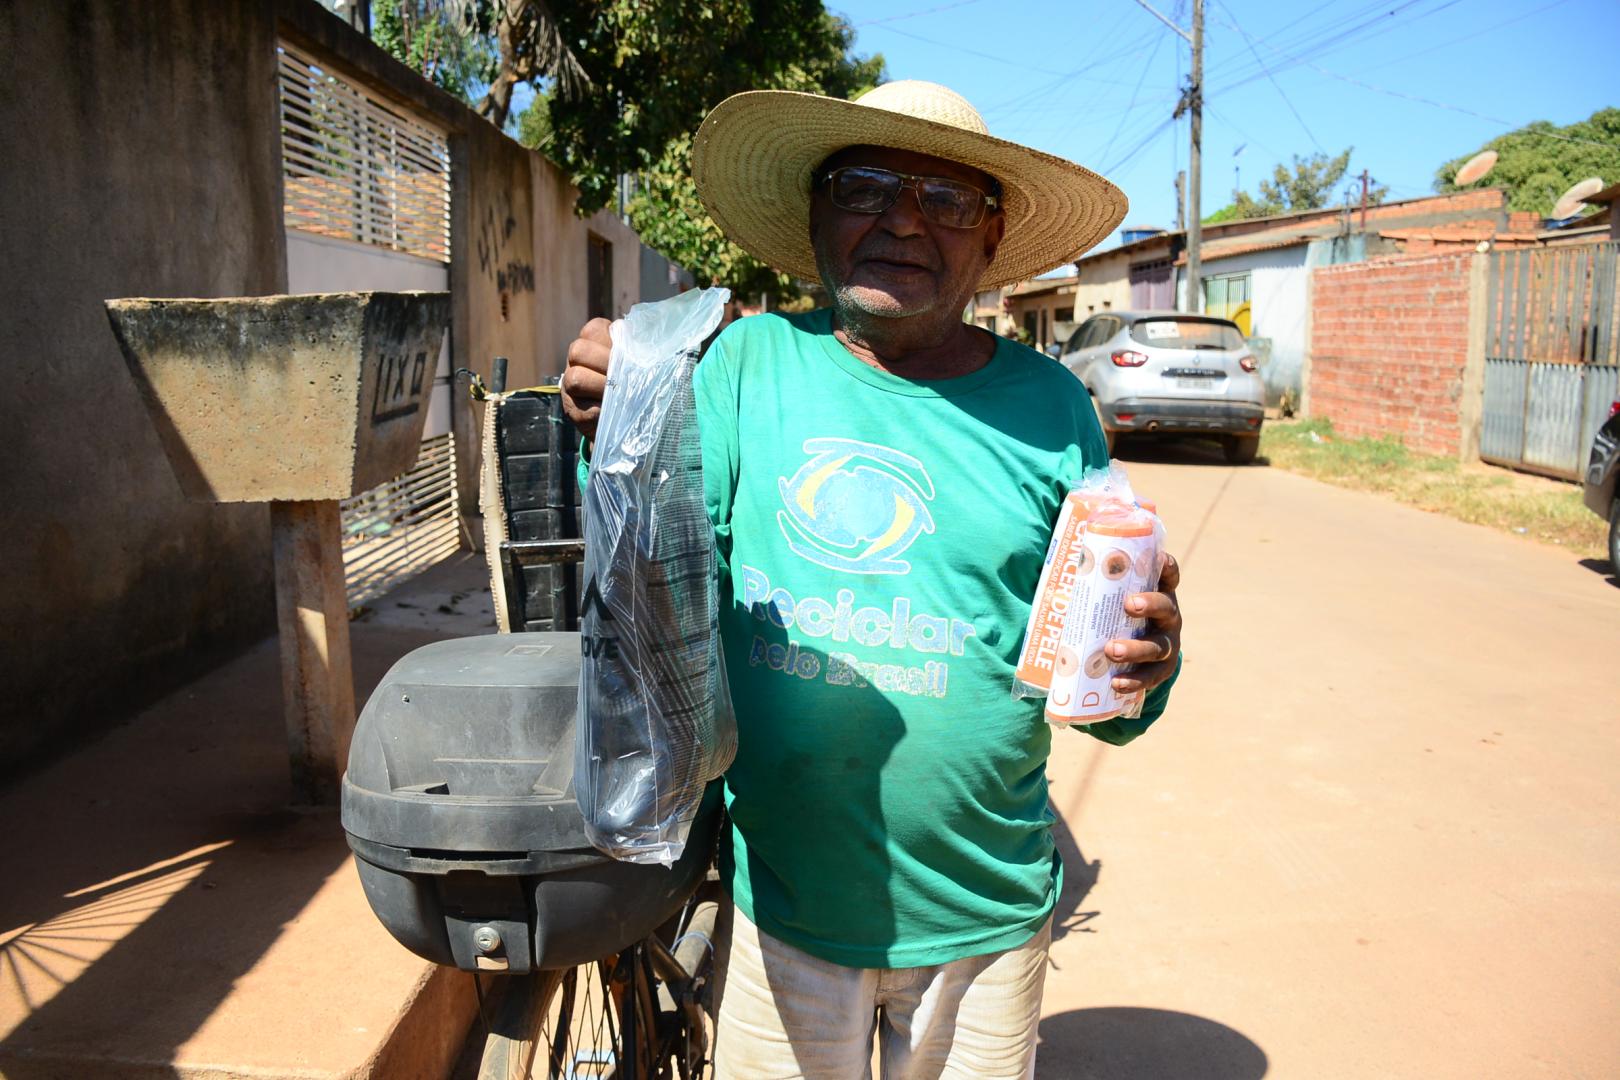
1174,377,1217,389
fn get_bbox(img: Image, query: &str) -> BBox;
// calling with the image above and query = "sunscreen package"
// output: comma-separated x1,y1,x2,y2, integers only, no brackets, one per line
1013,465,1166,726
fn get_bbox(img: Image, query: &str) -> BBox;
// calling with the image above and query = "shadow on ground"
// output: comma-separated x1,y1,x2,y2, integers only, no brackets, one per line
1109,434,1265,469
0,553,493,1073
1049,810,1100,944
1576,557,1619,589
0,626,449,1071
1036,1006,1268,1078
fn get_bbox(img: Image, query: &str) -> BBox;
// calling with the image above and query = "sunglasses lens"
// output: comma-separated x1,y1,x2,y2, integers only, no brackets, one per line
917,180,982,228
830,167,902,212
827,167,986,228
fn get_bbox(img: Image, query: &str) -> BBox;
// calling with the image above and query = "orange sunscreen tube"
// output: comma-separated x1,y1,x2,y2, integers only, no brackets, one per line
1013,491,1098,696
1044,508,1163,727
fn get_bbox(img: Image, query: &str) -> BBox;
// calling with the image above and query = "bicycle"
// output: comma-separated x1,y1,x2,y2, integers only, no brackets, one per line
462,363,722,1080
473,877,721,1080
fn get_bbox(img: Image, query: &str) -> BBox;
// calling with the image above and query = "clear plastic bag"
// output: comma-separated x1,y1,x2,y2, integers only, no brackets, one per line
576,287,736,866
1012,464,1166,726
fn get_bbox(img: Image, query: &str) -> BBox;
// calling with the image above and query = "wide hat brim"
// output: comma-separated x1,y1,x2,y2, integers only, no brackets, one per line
691,89,1128,291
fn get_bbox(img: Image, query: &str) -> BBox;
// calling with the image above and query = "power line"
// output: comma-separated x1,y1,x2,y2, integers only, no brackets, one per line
865,23,1140,83
978,5,1178,118
1096,29,1170,165
1102,116,1177,177
981,2,1192,186
979,21,1163,116
1204,0,1445,92
1210,7,1620,151
1212,1,1322,153
1298,63,1620,149
854,0,997,28
997,95,1181,134
1200,0,1396,80
1203,0,1435,81
1204,104,1284,172
976,91,1180,118
1214,0,1337,62
1173,18,1182,182
1349,0,1577,76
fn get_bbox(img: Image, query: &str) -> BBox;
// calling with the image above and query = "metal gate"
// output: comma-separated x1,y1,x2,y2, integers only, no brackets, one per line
1481,242,1619,480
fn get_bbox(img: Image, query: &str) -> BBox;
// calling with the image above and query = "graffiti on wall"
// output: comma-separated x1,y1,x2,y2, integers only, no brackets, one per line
475,190,535,299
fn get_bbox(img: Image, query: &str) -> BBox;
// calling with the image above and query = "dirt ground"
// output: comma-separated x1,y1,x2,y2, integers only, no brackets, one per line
1033,438,1620,1079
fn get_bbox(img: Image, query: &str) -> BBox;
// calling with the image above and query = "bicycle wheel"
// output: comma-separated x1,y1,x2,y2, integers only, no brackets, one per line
477,955,643,1080
476,917,718,1079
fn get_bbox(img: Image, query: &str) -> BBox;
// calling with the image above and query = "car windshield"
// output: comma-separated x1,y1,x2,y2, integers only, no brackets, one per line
1129,317,1245,350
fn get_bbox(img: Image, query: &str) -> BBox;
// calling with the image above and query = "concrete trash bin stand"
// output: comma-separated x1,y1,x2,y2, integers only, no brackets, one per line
105,291,451,804
340,633,722,973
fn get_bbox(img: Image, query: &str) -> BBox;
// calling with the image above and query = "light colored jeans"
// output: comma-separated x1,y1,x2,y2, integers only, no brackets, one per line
711,901,1051,1080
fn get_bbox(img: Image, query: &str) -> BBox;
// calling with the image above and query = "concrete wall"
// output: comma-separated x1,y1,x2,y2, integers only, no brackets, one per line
1202,245,1311,408
527,158,645,383
0,0,287,768
2,0,662,771
1072,247,1135,317
640,245,696,303
1309,253,1475,456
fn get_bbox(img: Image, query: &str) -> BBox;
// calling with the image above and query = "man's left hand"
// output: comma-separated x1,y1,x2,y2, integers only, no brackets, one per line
1106,553,1182,696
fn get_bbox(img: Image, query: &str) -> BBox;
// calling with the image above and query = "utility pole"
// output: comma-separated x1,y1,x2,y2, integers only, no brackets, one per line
1186,0,1204,313
1174,170,1186,232
1136,0,1202,311
1359,169,1370,231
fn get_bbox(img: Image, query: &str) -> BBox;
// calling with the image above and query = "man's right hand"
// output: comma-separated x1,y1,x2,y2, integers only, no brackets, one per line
561,317,613,442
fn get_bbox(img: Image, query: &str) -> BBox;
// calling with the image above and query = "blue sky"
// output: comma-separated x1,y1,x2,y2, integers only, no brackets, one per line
831,0,1620,239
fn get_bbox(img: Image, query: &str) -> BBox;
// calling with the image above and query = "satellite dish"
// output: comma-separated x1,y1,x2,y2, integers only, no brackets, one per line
1551,177,1605,221
1453,149,1497,186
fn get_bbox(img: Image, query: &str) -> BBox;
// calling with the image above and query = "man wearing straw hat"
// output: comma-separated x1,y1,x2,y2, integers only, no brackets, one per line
563,80,1183,1078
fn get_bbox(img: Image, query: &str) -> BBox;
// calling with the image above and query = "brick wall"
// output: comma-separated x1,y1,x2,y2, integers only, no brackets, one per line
1309,253,1474,456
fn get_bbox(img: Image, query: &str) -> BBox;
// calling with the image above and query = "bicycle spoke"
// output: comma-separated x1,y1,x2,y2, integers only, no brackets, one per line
545,967,577,1077
532,958,625,1079
480,898,719,1080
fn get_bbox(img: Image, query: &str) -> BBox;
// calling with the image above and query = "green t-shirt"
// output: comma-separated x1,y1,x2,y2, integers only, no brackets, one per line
689,309,1175,969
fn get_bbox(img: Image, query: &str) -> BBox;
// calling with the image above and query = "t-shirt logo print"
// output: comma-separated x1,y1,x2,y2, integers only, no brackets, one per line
776,438,936,575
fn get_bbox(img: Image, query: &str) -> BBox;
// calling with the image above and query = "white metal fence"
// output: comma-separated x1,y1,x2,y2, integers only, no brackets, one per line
278,41,461,606
277,43,451,263
339,434,460,608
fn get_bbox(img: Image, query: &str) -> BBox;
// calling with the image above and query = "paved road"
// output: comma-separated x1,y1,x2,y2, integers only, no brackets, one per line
1035,441,1620,1079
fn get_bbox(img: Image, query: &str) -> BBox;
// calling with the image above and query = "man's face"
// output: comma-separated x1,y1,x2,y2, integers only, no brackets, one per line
810,145,1005,324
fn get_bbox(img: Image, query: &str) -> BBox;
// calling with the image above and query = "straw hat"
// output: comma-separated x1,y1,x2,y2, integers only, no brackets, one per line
691,80,1128,291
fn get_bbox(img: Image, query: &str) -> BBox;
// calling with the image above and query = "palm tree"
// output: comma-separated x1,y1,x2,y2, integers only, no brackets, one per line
454,0,589,130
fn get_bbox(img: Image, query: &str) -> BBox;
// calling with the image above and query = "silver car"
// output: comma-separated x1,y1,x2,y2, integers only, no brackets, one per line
1058,310,1265,463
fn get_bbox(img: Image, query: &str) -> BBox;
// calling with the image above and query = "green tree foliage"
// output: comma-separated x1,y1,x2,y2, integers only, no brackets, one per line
371,2,594,130
516,3,883,300
378,1,883,300
534,3,883,214
626,132,803,302
463,0,590,131
1214,148,1385,221
1434,108,1620,216
372,0,494,99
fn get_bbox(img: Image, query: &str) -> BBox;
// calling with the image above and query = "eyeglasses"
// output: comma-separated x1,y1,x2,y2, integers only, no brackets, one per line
819,166,1000,229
